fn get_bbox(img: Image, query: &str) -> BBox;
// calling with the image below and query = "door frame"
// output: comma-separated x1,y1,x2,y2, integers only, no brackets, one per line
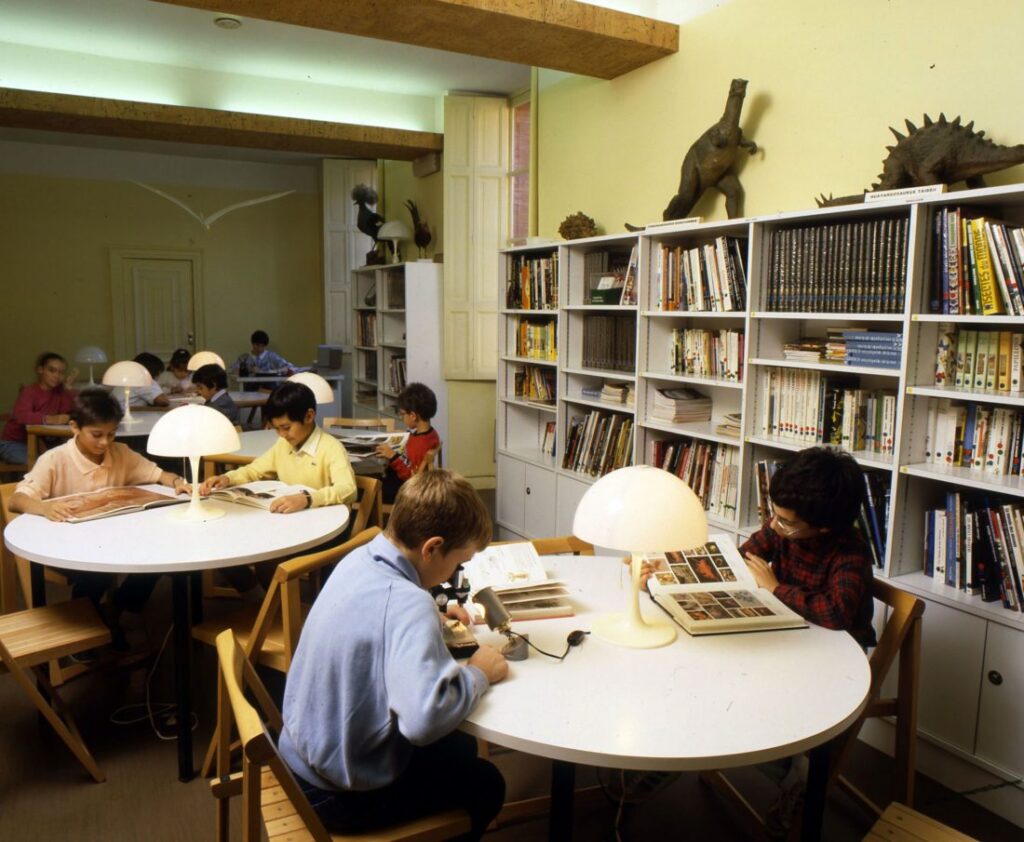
109,248,205,361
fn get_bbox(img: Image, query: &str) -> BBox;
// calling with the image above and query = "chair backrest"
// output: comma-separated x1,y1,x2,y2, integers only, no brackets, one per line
866,577,925,698
214,628,332,842
248,527,382,671
416,445,440,475
324,416,395,432
352,475,382,532
0,482,29,612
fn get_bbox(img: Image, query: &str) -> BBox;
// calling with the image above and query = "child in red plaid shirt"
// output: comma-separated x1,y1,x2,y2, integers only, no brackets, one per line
742,446,875,648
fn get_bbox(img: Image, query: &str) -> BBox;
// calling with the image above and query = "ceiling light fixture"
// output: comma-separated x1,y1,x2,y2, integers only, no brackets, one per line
214,17,242,30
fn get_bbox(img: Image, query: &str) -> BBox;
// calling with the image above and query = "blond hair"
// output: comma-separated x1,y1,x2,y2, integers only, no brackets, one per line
386,469,491,552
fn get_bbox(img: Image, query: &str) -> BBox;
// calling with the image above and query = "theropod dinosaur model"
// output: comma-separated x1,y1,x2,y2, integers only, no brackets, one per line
662,78,758,221
817,114,1024,206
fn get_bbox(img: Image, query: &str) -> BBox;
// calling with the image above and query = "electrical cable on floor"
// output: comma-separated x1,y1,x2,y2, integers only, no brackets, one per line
109,624,197,741
926,775,1024,803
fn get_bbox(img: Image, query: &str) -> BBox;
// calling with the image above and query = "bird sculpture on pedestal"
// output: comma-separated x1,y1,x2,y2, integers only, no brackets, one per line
405,200,432,259
352,184,385,264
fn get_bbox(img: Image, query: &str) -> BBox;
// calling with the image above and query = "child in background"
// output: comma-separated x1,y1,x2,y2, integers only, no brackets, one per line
10,392,188,643
230,329,294,376
0,352,78,466
375,382,441,503
279,469,506,839
192,364,239,425
112,352,169,409
200,381,355,596
158,348,193,394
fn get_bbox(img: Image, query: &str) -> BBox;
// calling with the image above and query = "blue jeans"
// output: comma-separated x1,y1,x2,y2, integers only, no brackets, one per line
0,439,27,465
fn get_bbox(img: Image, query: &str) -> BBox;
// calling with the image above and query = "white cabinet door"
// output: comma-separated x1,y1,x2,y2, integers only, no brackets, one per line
916,600,986,754
523,464,556,538
496,454,525,534
976,622,1024,776
556,474,592,538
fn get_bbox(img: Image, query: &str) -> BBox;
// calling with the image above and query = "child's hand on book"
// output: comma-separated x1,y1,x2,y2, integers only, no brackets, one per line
41,499,78,522
744,553,779,590
269,493,308,514
374,443,396,459
623,555,656,589
200,475,232,496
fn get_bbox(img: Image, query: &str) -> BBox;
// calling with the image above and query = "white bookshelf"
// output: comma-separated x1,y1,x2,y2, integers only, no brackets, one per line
498,184,1024,789
349,262,447,449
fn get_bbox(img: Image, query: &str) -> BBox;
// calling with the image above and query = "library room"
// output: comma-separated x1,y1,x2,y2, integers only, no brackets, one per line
1,1,1022,840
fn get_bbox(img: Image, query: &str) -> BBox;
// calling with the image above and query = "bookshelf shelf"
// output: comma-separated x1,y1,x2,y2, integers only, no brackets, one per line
749,312,905,322
706,512,739,531
912,313,1024,325
745,435,893,470
892,571,1024,633
905,385,1024,406
640,371,744,390
498,446,556,467
642,310,746,319
502,355,558,366
501,308,558,315
562,395,636,413
354,377,378,387
499,397,558,414
642,419,740,446
380,341,407,349
899,464,1024,499
562,367,637,380
355,345,376,352
749,357,902,378
562,304,639,312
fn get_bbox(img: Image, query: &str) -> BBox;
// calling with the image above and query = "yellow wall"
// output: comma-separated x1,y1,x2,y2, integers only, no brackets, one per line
0,171,321,408
381,160,443,261
538,0,1024,234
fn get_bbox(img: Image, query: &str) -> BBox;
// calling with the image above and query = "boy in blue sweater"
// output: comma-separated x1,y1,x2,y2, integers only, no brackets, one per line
279,469,507,839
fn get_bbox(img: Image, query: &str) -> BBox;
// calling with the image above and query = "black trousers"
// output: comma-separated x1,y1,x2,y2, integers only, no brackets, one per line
64,570,160,613
297,730,504,841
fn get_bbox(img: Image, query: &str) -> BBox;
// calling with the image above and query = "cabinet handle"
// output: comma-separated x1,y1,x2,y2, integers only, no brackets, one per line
988,670,1003,686
525,487,531,495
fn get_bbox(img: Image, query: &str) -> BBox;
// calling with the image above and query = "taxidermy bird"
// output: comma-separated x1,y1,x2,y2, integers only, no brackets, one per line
351,184,387,260
133,182,294,230
405,199,432,258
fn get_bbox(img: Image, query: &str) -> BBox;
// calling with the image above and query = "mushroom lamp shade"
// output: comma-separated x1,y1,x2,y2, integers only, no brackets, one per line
101,360,152,425
377,220,412,264
573,465,709,648
287,371,333,404
187,350,226,372
74,345,108,385
148,405,241,522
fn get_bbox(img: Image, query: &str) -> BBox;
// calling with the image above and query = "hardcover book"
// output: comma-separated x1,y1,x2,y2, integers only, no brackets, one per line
463,542,573,621
210,480,317,509
646,534,807,636
57,486,186,523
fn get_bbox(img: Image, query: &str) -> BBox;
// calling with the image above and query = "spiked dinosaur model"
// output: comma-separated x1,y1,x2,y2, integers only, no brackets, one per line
663,78,758,221
817,114,1024,206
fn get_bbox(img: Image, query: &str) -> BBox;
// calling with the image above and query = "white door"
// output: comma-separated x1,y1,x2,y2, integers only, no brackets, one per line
110,251,202,360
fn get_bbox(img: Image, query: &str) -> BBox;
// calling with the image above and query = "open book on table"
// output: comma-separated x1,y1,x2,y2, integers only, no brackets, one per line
462,542,573,621
210,480,315,509
331,429,409,459
57,486,186,523
646,533,806,636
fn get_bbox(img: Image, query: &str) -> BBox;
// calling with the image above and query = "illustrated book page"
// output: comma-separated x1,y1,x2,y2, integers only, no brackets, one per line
331,430,409,461
210,480,315,509
646,533,806,635
58,485,185,523
462,542,573,621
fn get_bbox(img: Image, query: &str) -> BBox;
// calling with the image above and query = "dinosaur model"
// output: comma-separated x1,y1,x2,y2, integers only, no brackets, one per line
817,114,1024,207
404,199,432,258
663,78,758,221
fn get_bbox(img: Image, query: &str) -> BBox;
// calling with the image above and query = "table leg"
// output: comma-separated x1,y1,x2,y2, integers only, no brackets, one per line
172,573,194,782
189,571,203,625
550,759,576,842
31,562,45,608
801,740,833,842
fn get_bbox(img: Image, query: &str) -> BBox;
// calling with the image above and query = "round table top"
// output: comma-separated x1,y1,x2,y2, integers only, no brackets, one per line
461,555,871,771
4,487,349,574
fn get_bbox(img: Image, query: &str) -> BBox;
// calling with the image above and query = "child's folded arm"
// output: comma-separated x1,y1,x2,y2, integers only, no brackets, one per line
772,556,868,631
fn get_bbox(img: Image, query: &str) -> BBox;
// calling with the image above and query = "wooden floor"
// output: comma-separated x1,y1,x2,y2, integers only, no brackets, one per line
0,491,1019,840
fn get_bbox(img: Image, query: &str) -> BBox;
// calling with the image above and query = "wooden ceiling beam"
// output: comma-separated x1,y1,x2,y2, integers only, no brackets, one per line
0,88,443,160
156,0,678,79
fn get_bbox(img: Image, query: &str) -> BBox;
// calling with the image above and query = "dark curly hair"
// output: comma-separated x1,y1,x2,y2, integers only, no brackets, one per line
769,447,865,533
398,382,437,421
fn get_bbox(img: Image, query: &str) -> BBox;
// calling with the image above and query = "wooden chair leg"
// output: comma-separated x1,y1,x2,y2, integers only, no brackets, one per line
894,617,921,806
836,775,883,817
699,770,768,840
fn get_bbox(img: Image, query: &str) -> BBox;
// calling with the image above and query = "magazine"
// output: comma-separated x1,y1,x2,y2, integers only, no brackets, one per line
210,480,315,509
58,486,186,523
462,542,573,621
646,533,806,635
330,429,409,458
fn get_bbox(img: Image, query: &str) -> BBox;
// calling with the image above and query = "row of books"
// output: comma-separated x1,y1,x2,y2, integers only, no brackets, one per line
933,325,1023,392
922,399,1024,476
928,209,1024,316
757,367,897,455
386,356,406,394
581,314,636,372
361,351,378,382
924,494,1024,611
649,387,712,424
669,327,744,381
752,458,890,569
562,411,635,477
540,420,556,458
515,318,557,361
356,311,377,346
513,365,556,405
506,253,559,310
653,237,748,312
651,438,738,520
843,330,903,370
584,247,638,306
765,217,909,313
580,380,635,407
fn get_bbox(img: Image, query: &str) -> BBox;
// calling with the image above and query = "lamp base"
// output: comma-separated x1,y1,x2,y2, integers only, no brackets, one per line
170,500,226,522
591,611,677,649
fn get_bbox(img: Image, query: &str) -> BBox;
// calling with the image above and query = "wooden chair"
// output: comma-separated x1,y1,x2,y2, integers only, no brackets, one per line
323,416,395,431
25,423,74,470
380,445,440,527
0,413,29,478
211,627,471,842
864,801,976,842
702,578,926,839
0,598,112,781
1,482,74,613
193,526,382,777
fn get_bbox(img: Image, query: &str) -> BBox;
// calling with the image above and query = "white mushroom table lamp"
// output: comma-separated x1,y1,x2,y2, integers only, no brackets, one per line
287,371,334,404
573,465,708,648
377,220,412,264
187,350,226,371
74,346,108,385
102,360,152,426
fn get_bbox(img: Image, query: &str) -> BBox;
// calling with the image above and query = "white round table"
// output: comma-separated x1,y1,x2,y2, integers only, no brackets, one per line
462,555,871,841
4,490,349,780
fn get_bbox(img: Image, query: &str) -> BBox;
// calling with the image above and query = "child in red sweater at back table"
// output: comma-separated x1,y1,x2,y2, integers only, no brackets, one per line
376,383,441,503
0,352,78,466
